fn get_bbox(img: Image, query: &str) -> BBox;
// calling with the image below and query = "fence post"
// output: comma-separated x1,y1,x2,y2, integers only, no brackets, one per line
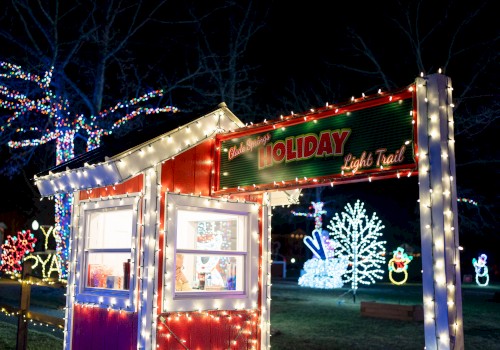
16,260,32,350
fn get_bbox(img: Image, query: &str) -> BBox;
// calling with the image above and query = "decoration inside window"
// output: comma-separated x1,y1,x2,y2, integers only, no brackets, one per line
164,193,260,312
83,206,133,291
175,210,245,293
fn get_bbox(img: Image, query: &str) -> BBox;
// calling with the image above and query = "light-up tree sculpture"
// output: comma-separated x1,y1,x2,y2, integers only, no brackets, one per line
327,199,386,302
1,62,178,279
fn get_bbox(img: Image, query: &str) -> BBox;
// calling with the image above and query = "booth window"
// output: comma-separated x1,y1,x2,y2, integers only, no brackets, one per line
165,193,260,311
76,196,139,309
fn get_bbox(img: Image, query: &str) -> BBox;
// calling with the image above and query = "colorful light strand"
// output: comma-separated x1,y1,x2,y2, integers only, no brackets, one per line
1,61,179,278
0,230,37,274
457,197,478,206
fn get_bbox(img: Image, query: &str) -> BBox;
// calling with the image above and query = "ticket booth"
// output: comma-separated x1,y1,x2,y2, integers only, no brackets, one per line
34,74,464,350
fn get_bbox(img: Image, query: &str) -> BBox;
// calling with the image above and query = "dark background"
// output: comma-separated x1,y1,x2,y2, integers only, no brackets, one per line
0,0,498,281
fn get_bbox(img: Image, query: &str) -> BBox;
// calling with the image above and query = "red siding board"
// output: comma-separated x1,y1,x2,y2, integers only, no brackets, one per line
156,311,259,350
160,141,213,196
79,175,144,200
161,158,174,192
193,139,214,196
72,306,92,350
189,313,213,349
72,305,137,350
172,150,196,193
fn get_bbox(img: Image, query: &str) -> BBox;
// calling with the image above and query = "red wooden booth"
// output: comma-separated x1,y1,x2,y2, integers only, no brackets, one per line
34,74,464,350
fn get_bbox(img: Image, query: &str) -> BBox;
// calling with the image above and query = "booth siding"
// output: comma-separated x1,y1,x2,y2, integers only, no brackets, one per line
69,143,265,350
35,104,274,350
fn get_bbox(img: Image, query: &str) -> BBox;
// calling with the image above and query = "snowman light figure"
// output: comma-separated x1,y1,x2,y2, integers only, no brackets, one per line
388,247,413,285
472,253,489,286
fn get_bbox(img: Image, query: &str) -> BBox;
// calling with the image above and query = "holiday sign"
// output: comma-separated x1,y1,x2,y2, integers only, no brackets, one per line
216,89,416,193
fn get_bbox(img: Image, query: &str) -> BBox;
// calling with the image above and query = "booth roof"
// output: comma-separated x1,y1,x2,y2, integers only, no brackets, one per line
34,103,244,197
36,110,200,178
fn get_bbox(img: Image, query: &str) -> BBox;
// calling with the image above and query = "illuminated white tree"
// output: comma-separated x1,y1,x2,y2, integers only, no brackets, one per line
327,199,386,302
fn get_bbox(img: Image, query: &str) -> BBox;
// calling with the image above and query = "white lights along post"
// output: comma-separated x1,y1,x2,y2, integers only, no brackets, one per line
416,73,464,349
327,199,386,302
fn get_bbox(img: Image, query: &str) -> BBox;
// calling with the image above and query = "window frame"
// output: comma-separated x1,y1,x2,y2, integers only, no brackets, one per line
163,193,260,312
75,195,140,310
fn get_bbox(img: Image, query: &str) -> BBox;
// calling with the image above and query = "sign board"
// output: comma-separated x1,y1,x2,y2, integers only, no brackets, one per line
215,89,416,194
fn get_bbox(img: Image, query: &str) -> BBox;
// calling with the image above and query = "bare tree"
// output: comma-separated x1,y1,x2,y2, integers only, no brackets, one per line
326,0,499,137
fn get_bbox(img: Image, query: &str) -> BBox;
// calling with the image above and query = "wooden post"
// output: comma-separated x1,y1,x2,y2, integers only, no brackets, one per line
16,260,32,350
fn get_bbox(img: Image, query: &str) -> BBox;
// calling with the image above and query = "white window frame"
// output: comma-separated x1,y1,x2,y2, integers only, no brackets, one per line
163,193,260,312
75,195,140,310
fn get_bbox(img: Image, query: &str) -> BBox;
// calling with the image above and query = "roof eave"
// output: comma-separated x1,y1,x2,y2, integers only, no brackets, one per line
35,104,243,197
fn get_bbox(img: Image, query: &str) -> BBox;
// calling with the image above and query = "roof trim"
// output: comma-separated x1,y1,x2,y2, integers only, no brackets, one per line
34,103,243,197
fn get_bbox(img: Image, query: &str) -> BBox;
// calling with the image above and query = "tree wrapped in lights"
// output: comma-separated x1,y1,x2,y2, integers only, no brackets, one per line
1,61,178,278
0,230,37,275
327,200,386,302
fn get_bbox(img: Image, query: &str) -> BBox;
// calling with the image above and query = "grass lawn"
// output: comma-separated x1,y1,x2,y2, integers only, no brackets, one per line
1,278,499,349
0,321,63,350
270,279,500,350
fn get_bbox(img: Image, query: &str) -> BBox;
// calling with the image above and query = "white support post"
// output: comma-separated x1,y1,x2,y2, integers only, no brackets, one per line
64,191,79,350
261,193,271,350
137,169,159,349
416,73,464,350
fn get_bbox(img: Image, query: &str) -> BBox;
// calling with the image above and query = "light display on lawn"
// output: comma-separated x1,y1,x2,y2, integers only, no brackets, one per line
296,202,348,289
327,200,386,301
1,61,179,279
0,230,37,275
472,253,489,286
291,201,327,233
298,230,348,289
24,224,62,281
387,247,413,285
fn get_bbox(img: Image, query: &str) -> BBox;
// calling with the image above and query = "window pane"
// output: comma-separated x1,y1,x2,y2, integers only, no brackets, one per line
176,210,246,251
86,207,133,249
86,252,131,290
175,253,244,292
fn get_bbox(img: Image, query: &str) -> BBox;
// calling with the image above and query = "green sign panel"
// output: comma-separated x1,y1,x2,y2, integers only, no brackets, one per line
219,98,415,190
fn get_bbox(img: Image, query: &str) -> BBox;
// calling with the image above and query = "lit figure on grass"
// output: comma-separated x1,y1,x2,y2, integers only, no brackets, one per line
24,222,62,281
298,229,348,289
0,230,37,276
327,200,386,302
388,247,413,285
472,253,489,286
